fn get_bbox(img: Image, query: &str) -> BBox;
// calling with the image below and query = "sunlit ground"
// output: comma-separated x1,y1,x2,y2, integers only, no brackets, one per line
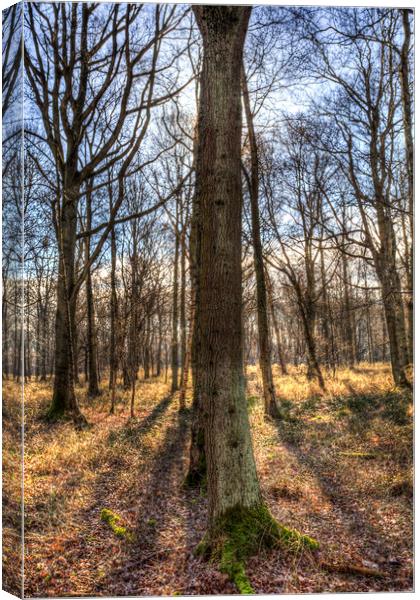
2,363,413,596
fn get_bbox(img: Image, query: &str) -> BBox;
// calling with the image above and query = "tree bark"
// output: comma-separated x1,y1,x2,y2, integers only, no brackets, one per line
193,5,262,528
399,9,413,364
179,222,187,408
242,68,280,418
109,219,118,413
85,184,100,398
50,184,85,423
171,206,180,393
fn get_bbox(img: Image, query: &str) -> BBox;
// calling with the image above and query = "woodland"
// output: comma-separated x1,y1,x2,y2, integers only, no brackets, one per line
2,2,413,596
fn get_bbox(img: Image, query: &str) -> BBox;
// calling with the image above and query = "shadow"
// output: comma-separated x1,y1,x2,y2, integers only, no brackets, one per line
273,394,413,581
106,394,173,449
331,389,412,428
98,409,191,596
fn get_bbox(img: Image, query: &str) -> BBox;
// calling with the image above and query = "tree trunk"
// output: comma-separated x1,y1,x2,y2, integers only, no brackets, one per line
193,5,262,527
49,185,85,423
40,304,48,381
341,250,356,368
85,187,100,397
179,224,187,408
171,209,180,393
380,268,410,387
399,9,413,364
265,271,287,375
109,220,118,413
242,69,279,419
185,127,206,485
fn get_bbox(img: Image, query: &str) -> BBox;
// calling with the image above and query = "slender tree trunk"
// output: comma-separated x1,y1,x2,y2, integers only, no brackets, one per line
40,304,48,381
342,250,356,368
374,211,410,387
2,273,9,379
109,220,118,413
265,272,287,375
171,208,180,393
179,224,187,407
25,283,32,380
296,287,325,391
242,69,279,419
85,188,100,397
179,290,194,408
144,315,151,380
380,269,410,387
156,309,163,377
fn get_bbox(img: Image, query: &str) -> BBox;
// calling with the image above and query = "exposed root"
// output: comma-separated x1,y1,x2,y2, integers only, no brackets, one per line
320,560,385,578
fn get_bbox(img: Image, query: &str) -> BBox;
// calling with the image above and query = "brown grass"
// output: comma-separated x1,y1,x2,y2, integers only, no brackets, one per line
2,363,413,596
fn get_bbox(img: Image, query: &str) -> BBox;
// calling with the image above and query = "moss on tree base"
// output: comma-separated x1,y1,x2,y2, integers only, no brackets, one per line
196,504,319,594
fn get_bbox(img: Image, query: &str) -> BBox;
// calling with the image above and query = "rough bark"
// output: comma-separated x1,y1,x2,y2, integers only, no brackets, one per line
49,184,85,423
193,5,262,527
399,9,413,364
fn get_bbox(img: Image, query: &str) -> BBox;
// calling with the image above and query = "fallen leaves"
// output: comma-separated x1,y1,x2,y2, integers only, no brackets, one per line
2,365,412,596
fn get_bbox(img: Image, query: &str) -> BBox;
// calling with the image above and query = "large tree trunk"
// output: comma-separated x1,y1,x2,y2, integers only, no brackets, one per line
49,185,85,423
190,12,318,588
242,69,280,419
399,9,413,364
193,4,262,528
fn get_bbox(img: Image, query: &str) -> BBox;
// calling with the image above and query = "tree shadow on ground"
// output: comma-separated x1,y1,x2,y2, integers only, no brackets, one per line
98,408,191,596
332,387,412,428
106,393,173,449
273,389,413,585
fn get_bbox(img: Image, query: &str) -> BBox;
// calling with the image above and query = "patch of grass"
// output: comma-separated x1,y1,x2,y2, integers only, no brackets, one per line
247,396,260,411
338,451,377,459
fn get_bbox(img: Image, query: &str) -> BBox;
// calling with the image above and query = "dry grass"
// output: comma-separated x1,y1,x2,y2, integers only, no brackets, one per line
2,363,413,596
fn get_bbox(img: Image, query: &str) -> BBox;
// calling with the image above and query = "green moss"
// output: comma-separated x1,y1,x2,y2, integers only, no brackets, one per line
338,451,376,459
197,504,319,594
100,508,134,542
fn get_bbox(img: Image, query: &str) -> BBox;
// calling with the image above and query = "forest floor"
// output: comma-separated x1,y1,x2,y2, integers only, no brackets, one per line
3,363,413,596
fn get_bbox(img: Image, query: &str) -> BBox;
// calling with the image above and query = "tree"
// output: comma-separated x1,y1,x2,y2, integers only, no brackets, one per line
25,2,190,421
242,66,280,418
191,6,317,591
